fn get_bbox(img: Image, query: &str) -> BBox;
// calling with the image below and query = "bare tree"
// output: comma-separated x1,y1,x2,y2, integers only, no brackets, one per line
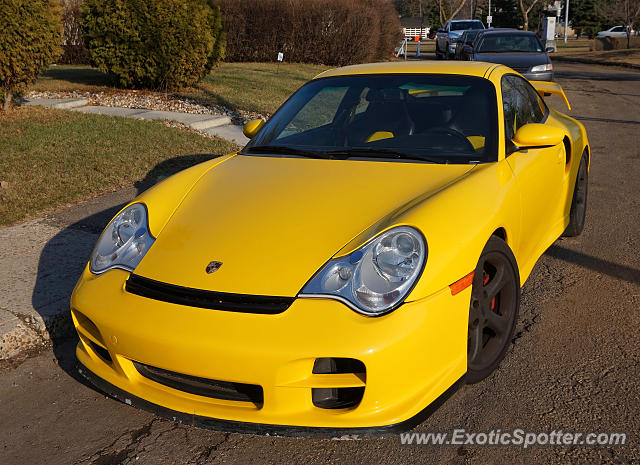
438,0,469,25
517,0,542,30
599,0,640,48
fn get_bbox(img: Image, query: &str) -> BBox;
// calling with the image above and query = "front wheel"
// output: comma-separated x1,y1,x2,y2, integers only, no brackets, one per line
467,237,520,384
563,152,588,237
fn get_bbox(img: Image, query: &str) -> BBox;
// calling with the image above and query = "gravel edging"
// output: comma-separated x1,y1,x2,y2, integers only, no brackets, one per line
25,90,269,126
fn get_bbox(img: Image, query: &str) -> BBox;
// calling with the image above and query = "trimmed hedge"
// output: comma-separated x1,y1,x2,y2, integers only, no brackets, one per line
82,0,225,89
0,0,63,110
216,0,401,66
594,36,640,50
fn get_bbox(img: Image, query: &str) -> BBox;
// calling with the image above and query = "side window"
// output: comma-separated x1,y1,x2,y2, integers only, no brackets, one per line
501,75,546,147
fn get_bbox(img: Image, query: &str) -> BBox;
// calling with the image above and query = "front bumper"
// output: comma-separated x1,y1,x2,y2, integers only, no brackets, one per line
72,267,469,433
522,71,553,81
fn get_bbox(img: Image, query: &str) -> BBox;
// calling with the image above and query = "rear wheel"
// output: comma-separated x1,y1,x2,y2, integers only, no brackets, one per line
467,237,520,384
563,153,588,237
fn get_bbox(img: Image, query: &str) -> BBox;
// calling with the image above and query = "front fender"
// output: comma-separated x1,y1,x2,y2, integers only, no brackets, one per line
334,161,522,302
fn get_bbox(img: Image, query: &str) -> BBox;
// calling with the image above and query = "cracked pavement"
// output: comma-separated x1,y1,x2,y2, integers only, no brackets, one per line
1,62,639,464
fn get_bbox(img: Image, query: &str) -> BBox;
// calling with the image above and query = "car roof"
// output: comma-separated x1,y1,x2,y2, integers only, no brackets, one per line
315,61,497,79
478,28,536,36
449,19,483,22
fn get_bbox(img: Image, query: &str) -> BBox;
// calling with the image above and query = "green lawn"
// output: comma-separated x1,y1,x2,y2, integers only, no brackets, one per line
0,106,238,226
180,62,328,115
32,64,115,93
33,62,329,115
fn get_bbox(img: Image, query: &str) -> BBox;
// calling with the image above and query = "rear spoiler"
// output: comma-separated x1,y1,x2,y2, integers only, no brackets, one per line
529,81,571,111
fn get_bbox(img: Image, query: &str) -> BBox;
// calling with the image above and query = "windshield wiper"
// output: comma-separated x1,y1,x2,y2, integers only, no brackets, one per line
244,145,331,159
324,147,448,163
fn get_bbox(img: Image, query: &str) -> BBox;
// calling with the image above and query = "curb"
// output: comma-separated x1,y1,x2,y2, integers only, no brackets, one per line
24,98,89,109
0,308,74,362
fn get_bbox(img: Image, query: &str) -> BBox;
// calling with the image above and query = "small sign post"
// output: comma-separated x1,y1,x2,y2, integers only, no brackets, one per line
486,15,493,27
277,52,283,74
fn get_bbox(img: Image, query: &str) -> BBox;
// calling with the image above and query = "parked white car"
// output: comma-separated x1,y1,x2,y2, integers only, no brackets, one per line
596,26,633,38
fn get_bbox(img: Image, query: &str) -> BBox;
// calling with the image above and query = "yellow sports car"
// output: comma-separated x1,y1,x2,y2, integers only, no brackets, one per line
72,62,589,437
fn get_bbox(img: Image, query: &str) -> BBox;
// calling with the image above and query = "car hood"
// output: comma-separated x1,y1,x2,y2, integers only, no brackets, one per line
134,154,475,296
474,52,549,68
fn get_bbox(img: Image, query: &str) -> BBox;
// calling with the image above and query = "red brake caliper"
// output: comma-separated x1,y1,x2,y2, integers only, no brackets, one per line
483,271,496,311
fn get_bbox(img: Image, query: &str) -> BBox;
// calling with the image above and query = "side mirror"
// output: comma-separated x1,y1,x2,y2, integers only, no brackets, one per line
466,40,474,46
242,119,265,139
512,123,564,149
545,46,555,53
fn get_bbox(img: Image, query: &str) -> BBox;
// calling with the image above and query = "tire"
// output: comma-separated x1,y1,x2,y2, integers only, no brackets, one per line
467,236,520,384
563,152,588,237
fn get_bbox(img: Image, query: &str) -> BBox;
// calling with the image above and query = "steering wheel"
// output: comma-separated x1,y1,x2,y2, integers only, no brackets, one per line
423,127,476,152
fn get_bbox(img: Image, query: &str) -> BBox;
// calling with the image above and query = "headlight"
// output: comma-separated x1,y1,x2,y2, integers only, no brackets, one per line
530,63,553,72
300,226,426,316
89,203,155,274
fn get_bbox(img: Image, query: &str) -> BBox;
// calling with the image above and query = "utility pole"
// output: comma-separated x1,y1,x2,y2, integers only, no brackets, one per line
488,0,492,27
564,0,569,43
418,0,423,57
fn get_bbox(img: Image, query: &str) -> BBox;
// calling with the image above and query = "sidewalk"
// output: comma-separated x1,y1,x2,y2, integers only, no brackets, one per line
23,98,251,146
0,187,138,361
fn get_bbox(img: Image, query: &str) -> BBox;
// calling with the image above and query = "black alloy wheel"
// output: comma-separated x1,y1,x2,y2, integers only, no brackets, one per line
563,152,588,237
467,237,520,384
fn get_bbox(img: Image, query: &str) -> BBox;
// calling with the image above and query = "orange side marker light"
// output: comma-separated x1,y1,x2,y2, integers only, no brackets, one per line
450,271,475,296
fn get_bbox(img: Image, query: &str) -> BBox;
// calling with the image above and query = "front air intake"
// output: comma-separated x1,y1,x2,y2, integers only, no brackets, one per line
133,361,264,406
312,358,366,409
125,274,294,314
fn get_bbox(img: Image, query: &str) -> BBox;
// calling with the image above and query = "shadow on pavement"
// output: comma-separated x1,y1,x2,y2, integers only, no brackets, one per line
554,69,640,82
547,244,640,286
31,154,219,388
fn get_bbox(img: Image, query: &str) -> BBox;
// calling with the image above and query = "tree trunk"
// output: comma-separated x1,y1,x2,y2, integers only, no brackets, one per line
3,89,12,112
523,14,529,31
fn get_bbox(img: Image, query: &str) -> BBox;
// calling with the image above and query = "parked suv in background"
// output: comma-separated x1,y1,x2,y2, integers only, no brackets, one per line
435,19,484,59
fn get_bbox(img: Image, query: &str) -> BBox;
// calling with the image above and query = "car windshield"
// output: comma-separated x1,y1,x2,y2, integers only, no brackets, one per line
243,74,498,164
451,21,484,31
477,34,543,53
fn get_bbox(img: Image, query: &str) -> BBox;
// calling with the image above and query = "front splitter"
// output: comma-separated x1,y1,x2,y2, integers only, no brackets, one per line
78,362,466,439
